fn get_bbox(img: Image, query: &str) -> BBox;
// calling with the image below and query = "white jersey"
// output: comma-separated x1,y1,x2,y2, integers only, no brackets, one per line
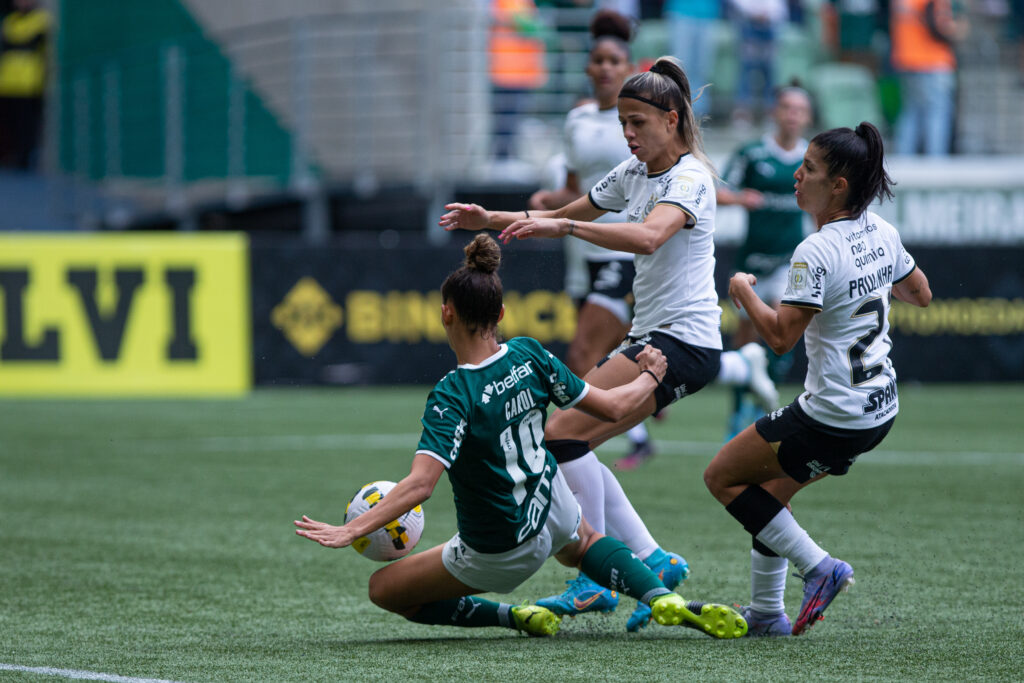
781,211,917,429
563,102,633,263
589,153,722,349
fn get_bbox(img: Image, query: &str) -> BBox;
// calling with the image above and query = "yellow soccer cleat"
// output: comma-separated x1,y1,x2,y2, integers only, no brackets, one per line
650,593,748,639
511,604,562,637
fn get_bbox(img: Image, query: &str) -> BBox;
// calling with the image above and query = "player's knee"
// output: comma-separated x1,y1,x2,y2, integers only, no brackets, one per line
367,570,399,613
703,460,724,498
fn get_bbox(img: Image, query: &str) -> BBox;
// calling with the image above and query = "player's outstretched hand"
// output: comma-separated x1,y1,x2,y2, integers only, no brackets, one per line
635,344,667,382
294,515,354,549
728,272,758,309
439,203,490,232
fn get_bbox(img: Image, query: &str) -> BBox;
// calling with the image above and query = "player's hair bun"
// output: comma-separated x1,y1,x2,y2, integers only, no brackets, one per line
464,233,501,274
590,8,631,43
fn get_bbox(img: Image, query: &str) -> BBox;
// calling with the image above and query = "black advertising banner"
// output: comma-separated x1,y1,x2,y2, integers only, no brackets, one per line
251,239,1024,386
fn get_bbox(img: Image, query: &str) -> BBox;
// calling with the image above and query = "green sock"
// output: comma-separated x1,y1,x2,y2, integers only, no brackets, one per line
580,536,671,605
407,596,514,629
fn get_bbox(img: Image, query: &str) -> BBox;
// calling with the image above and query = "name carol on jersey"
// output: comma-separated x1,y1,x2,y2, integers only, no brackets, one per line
481,360,535,403
517,464,554,543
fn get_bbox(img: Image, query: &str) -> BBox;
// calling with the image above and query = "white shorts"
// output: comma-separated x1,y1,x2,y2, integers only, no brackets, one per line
739,264,790,320
441,469,581,594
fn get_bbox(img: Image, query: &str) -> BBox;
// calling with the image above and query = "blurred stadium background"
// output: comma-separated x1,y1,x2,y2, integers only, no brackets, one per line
0,0,1021,390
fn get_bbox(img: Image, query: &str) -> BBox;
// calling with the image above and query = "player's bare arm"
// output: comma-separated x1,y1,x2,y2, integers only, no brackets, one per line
729,272,816,355
500,203,688,254
575,345,665,422
892,267,932,307
295,454,443,548
439,193,603,233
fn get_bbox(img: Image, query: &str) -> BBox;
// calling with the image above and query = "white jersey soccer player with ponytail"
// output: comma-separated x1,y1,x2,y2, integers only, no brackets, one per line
705,122,932,636
441,56,776,632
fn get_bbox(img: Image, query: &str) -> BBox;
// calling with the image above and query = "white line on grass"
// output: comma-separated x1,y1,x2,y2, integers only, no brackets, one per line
165,433,1024,465
0,663,185,683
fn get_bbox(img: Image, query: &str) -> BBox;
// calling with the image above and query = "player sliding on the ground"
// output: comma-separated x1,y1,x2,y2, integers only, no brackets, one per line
705,122,932,636
295,234,747,639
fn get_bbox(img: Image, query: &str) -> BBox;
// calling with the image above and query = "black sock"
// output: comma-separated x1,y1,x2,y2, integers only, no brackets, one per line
547,439,590,465
725,485,785,537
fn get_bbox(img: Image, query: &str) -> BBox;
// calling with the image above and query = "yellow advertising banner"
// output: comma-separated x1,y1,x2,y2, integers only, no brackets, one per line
0,233,250,396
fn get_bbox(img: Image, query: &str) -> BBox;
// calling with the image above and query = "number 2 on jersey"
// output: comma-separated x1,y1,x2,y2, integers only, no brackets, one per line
848,297,885,386
499,408,546,505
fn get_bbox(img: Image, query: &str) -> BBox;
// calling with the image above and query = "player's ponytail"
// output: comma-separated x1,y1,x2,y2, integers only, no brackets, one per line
811,121,895,217
441,234,503,335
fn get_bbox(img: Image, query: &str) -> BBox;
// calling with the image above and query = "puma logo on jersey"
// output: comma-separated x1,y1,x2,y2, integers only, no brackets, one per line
433,405,448,418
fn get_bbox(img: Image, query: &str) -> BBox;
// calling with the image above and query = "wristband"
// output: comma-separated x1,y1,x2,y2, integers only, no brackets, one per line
524,210,530,219
567,220,576,235
641,369,659,383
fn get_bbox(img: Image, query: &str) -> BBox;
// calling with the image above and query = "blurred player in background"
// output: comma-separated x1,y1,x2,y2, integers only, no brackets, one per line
441,56,773,632
706,122,932,636
295,234,748,640
528,10,659,470
717,85,813,439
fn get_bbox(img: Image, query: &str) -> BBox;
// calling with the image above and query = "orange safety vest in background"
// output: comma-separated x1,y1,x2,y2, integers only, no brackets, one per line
490,0,547,90
0,7,50,98
890,0,956,72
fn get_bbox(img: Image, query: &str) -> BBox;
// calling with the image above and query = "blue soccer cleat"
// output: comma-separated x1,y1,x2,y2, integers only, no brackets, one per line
792,556,854,635
626,551,689,632
536,574,619,616
739,605,792,637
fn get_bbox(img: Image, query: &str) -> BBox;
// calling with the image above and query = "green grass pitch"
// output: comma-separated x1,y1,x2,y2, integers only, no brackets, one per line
1,384,1022,682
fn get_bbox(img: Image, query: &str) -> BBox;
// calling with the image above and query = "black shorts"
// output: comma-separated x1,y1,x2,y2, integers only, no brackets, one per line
597,330,721,413
755,400,895,483
586,258,636,300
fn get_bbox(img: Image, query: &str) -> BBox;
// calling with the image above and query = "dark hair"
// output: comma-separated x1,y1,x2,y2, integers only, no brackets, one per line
590,9,632,57
811,122,895,217
440,234,503,335
618,56,713,171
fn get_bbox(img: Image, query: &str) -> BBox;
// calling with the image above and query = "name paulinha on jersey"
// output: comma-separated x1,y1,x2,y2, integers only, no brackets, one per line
481,360,535,404
848,264,894,299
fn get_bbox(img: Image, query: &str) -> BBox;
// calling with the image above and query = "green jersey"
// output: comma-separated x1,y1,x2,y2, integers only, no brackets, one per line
415,337,588,553
723,134,808,275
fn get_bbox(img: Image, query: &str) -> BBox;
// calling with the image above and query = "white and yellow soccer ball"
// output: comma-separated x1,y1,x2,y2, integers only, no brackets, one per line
345,480,424,561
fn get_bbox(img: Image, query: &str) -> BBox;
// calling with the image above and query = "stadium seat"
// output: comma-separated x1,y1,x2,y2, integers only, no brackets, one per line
807,62,883,129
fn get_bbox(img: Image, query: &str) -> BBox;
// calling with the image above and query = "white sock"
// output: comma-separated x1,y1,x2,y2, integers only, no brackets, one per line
749,549,788,615
626,422,648,443
717,350,750,385
755,508,829,575
558,452,606,534
600,462,658,559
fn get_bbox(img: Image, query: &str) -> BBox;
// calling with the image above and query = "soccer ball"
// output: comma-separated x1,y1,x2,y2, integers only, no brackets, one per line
345,480,425,561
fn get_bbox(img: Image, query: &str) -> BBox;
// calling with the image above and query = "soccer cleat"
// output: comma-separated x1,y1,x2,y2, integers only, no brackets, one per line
650,594,748,639
614,439,655,470
626,551,689,632
535,574,619,616
792,556,855,635
739,605,792,637
739,343,779,411
511,604,562,637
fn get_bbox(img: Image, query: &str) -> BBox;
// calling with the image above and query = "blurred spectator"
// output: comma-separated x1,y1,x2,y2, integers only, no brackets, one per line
822,0,885,73
0,0,50,170
891,0,969,155
665,0,720,118
490,0,549,159
728,0,788,125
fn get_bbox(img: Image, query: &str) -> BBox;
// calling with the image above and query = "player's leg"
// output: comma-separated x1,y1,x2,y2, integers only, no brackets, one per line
565,301,628,377
554,517,747,639
369,542,558,636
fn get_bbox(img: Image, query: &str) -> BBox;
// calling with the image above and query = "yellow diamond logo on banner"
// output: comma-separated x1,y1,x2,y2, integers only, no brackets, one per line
271,277,343,357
